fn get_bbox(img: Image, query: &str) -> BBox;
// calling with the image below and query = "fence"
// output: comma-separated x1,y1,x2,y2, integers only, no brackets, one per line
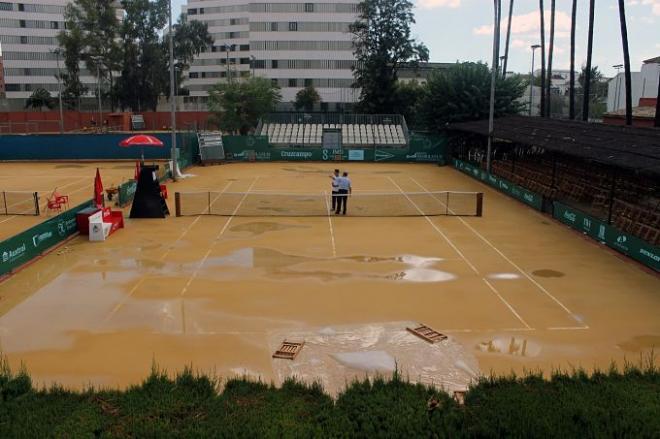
453,159,659,272
0,199,93,278
220,132,448,164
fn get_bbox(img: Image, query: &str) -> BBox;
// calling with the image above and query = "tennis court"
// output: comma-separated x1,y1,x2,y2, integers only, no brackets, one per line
0,162,658,393
0,161,149,240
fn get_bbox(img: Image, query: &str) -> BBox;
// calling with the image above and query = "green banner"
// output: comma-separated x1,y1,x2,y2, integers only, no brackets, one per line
118,180,137,207
454,159,543,210
221,133,448,163
553,202,660,272
1,200,93,277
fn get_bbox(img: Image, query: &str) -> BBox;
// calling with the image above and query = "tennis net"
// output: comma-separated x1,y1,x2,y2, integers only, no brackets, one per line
1,191,40,215
174,190,483,217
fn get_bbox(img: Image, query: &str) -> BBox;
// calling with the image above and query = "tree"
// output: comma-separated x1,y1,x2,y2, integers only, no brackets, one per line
617,0,632,126
393,80,425,128
294,86,321,111
208,77,281,134
582,0,595,121
545,0,555,117
576,65,607,119
350,0,429,114
502,0,514,79
24,89,54,111
417,62,525,131
59,0,121,110
56,16,87,109
538,0,546,117
569,0,577,119
170,18,213,95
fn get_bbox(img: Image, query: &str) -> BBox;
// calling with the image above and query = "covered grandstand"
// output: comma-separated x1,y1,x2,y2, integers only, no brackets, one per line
256,113,409,147
450,116,660,247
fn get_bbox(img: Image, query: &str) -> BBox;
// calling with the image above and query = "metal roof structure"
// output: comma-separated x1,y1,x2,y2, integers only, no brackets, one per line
449,116,660,176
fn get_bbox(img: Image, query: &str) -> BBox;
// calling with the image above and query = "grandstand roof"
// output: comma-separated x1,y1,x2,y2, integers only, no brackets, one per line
449,116,660,177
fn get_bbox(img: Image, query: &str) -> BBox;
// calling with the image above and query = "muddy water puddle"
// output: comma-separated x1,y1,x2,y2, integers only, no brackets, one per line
532,269,565,278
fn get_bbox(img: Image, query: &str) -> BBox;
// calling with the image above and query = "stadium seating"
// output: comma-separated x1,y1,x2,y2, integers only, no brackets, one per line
258,122,408,147
489,157,660,246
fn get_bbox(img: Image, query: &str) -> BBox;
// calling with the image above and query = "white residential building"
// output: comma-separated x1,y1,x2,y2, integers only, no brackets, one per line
607,57,660,111
181,0,361,111
0,0,123,110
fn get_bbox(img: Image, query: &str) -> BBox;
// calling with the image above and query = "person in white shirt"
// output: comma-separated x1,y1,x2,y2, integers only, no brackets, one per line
329,169,340,211
335,171,352,215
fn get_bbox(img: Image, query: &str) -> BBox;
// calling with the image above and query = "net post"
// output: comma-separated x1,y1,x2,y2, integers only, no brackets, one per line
208,191,211,215
175,192,182,217
476,192,484,217
2,191,7,215
33,192,40,216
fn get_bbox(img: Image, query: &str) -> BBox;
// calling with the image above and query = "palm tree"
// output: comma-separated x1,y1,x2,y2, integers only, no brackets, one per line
24,88,55,111
617,0,632,125
582,0,595,121
546,0,555,117
538,0,546,117
569,0,577,119
502,0,514,79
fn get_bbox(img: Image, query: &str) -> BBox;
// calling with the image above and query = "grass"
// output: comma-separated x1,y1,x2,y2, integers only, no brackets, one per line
0,356,658,438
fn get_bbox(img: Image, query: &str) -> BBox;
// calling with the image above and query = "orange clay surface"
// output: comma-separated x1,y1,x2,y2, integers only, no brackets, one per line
0,161,151,240
0,162,658,392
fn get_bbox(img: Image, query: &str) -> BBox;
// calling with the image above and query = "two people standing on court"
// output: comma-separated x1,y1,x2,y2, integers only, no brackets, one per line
330,170,351,215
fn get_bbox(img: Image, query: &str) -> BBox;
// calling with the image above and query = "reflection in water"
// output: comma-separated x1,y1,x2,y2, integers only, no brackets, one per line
477,336,541,357
204,248,455,283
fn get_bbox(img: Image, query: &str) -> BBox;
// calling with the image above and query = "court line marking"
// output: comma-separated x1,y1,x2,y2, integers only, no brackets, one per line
323,191,337,258
181,177,259,296
104,181,235,321
409,177,588,329
387,176,532,330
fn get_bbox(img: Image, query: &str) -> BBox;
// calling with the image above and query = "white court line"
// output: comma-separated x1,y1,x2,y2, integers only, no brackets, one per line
104,181,235,320
323,191,337,258
181,177,259,296
409,177,588,329
387,176,532,330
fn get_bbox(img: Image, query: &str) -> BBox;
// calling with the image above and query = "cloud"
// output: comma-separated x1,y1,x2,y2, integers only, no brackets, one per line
642,0,660,16
417,0,461,9
473,10,572,37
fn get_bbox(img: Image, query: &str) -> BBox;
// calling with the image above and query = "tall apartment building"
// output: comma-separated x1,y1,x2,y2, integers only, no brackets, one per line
0,43,6,98
0,0,123,110
181,0,361,111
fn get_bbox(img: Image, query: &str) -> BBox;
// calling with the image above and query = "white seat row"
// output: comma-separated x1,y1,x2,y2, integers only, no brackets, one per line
260,123,406,146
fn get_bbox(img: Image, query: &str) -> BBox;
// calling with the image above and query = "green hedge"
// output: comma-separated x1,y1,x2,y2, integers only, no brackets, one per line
0,357,658,437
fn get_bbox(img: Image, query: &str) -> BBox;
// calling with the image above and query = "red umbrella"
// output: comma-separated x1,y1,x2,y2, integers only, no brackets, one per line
94,168,104,208
119,135,164,162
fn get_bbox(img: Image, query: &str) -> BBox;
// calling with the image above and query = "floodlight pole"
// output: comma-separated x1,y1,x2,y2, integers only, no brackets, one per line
168,0,178,181
487,0,501,174
530,45,541,116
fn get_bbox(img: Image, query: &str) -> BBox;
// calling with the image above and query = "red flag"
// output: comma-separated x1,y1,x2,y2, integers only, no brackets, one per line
94,168,104,208
134,160,141,181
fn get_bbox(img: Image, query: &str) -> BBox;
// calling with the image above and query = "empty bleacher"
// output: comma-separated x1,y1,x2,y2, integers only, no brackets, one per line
257,113,409,147
490,156,660,245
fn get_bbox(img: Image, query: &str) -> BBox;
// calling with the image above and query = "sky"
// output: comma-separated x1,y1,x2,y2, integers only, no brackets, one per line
171,0,660,77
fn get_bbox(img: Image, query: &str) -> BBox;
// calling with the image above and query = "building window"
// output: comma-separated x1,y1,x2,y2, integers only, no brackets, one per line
188,8,197,14
5,84,20,92
288,22,298,31
199,8,204,14
18,3,24,11
321,102,329,112
304,3,314,12
240,44,250,51
229,32,239,38
271,60,278,69
51,21,59,29
288,79,297,87
19,20,26,28
0,2,12,11
304,78,313,87
201,72,206,78
270,22,278,31
230,18,240,25
20,36,27,44
189,72,199,78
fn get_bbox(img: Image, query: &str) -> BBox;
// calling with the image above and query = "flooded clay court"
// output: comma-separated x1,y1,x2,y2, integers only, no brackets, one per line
0,162,659,393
